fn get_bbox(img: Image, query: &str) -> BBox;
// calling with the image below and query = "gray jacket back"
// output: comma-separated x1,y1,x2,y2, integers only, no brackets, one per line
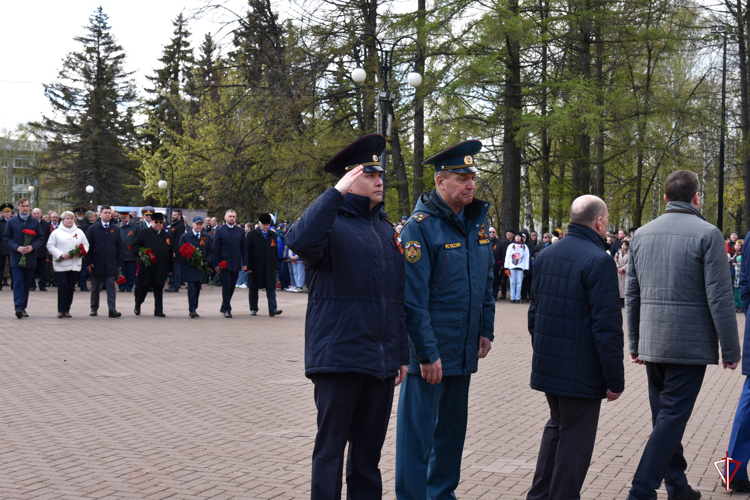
625,201,740,365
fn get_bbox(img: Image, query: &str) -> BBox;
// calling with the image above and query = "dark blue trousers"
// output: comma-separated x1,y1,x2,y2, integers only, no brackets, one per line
121,261,136,291
220,270,238,312
628,363,706,500
11,267,34,311
395,374,471,500
187,281,201,313
34,257,47,287
249,287,277,312
310,373,395,500
79,264,88,287
728,376,750,481
279,259,290,288
169,262,182,290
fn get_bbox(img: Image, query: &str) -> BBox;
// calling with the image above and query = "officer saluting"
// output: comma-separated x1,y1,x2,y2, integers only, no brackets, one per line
131,212,174,317
285,134,408,500
395,141,495,499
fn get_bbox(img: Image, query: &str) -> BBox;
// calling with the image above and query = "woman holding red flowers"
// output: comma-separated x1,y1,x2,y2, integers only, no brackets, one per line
2,197,43,318
46,211,90,318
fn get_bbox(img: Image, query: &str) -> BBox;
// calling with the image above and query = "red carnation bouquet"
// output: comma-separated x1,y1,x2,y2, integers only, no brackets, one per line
209,260,227,290
179,243,207,271
18,229,37,267
139,248,157,267
115,272,127,285
55,243,87,263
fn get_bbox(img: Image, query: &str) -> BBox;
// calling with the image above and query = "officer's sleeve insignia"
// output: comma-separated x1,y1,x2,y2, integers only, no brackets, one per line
404,241,421,263
412,213,431,223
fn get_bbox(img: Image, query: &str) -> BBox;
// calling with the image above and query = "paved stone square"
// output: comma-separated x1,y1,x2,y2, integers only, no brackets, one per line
0,285,747,499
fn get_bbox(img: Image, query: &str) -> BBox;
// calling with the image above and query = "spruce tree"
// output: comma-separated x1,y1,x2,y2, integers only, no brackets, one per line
34,7,136,206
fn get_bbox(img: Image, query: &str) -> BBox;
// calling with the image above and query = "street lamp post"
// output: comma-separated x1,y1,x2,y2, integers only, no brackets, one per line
351,34,423,204
27,185,34,206
158,161,174,221
713,25,727,232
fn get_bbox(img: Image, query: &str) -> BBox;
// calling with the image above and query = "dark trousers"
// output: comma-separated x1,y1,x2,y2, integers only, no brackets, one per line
0,255,7,287
221,270,239,312
249,287,277,312
492,268,501,299
79,264,88,287
91,275,117,312
310,373,395,500
526,394,601,500
121,261,136,291
169,262,182,289
135,283,165,314
628,363,706,500
34,257,47,287
728,376,750,481
279,259,290,288
500,270,507,296
522,270,532,300
187,281,201,312
11,267,34,311
56,271,78,313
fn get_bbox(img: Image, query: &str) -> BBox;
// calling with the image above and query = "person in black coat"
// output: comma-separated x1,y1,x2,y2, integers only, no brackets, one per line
212,210,247,318
30,208,51,291
490,228,503,300
78,210,97,291
0,203,13,291
85,206,123,317
179,216,212,318
118,211,139,292
131,212,174,317
526,195,624,500
285,135,408,500
166,209,187,292
497,229,514,299
3,197,44,317
246,213,281,317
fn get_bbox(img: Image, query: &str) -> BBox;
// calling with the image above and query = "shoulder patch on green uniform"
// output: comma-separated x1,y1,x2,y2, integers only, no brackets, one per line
412,212,431,223
404,241,422,263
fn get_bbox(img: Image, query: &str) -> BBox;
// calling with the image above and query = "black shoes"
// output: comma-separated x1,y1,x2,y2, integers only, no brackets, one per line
667,486,701,500
250,310,257,316
108,310,121,318
134,305,141,316
165,288,179,293
80,286,89,292
15,310,22,319
21,310,28,317
38,287,47,291
90,309,97,317
730,478,750,492
270,309,283,317
189,312,199,318
219,307,225,314
224,311,233,318
154,312,166,317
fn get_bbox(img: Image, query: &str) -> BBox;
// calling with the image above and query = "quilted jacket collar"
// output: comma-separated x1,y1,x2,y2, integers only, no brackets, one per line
567,223,606,251
341,192,385,220
664,201,705,220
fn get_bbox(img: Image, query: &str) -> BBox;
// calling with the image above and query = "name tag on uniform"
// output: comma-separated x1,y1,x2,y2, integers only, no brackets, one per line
478,238,490,245
444,242,462,249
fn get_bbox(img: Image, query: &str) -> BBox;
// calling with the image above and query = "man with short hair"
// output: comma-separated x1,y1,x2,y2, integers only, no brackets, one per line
118,211,139,292
132,212,173,317
180,216,212,318
3,198,43,317
0,203,13,291
527,195,624,499
610,229,626,257
212,209,247,317
138,206,154,230
626,170,741,500
30,208,51,291
395,141,495,499
85,205,122,317
166,209,187,292
50,212,60,230
246,213,282,317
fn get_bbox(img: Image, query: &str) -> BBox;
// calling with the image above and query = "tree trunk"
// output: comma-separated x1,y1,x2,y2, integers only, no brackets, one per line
388,101,410,217
412,0,426,207
735,0,750,235
502,0,522,234
540,0,551,233
570,0,592,196
594,11,605,197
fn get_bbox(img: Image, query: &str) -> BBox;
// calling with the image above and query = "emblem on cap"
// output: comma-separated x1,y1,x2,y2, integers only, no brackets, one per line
373,155,379,162
464,155,473,164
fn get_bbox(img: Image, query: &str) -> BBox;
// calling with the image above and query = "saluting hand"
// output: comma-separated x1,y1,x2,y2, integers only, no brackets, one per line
334,165,364,194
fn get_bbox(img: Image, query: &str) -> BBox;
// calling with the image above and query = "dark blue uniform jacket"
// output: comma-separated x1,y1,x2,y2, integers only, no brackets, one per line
85,221,123,277
737,230,750,375
3,215,44,268
285,187,409,380
528,224,625,399
180,230,213,282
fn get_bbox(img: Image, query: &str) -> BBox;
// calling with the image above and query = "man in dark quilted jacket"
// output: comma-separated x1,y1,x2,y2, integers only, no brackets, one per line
625,170,740,500
527,194,624,500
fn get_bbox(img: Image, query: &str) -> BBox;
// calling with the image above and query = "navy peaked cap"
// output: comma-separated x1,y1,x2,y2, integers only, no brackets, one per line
323,134,386,176
423,140,482,174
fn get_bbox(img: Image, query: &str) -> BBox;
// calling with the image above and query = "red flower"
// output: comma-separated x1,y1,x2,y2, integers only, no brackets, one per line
115,274,127,285
22,229,36,236
150,254,156,263
128,246,132,250
219,261,227,269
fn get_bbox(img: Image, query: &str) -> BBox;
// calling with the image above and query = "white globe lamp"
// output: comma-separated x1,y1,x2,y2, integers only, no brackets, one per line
85,185,94,194
158,179,168,190
351,67,367,83
407,72,422,87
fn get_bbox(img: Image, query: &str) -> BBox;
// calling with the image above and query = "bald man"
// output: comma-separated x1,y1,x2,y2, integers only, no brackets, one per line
526,195,624,500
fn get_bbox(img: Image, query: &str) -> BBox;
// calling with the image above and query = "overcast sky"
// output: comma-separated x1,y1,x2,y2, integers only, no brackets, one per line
0,0,249,131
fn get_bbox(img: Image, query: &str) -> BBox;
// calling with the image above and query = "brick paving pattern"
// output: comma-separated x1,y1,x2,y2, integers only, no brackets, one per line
0,286,747,499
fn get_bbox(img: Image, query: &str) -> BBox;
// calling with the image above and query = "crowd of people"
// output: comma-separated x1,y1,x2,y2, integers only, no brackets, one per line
0,200,302,319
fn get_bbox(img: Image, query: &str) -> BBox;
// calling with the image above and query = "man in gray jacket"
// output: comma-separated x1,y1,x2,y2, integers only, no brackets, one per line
625,170,741,500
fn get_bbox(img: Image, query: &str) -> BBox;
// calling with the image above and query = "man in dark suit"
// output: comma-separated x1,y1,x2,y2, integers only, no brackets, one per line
212,209,247,318
132,212,174,317
118,211,139,292
179,216,212,318
246,213,282,317
85,205,123,317
30,208,51,291
2,197,43,318
166,209,187,293
0,203,13,292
